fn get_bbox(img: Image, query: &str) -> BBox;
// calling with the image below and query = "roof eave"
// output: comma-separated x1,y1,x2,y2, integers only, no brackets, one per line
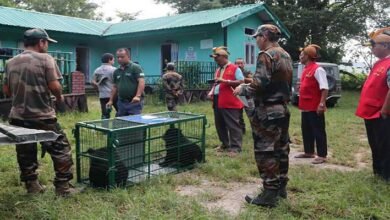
221,4,265,28
220,3,291,39
0,24,104,37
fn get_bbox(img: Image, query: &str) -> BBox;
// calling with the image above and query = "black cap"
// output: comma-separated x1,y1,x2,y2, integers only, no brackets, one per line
24,28,57,43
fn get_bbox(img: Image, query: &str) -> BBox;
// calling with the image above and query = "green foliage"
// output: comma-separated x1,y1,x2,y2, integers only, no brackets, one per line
156,0,390,63
0,0,99,19
0,0,17,7
341,72,367,91
116,10,141,22
155,0,223,13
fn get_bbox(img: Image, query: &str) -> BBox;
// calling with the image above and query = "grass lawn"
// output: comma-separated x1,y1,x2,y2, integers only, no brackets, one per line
0,91,389,219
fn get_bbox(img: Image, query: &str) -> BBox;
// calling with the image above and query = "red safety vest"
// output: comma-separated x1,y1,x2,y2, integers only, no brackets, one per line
299,62,321,111
214,64,243,109
356,57,390,119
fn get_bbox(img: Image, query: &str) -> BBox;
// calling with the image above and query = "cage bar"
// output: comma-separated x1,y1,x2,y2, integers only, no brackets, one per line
75,112,206,188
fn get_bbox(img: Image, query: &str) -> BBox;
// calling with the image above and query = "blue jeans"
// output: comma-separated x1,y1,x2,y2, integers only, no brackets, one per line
116,98,144,117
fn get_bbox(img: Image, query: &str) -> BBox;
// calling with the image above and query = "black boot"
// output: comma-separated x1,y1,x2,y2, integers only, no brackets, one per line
279,181,287,199
245,188,279,207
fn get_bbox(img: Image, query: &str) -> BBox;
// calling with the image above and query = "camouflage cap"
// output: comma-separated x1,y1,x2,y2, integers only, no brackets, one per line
24,28,57,43
166,62,175,70
210,46,230,58
300,44,321,59
252,24,281,38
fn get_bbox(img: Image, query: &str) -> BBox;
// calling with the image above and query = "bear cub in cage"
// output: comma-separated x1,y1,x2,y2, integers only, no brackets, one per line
87,148,129,188
160,127,203,167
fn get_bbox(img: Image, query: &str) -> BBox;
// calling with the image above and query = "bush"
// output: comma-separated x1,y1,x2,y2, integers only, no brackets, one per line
341,72,367,90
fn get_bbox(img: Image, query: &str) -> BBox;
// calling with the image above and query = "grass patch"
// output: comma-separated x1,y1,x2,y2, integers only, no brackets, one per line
0,91,389,219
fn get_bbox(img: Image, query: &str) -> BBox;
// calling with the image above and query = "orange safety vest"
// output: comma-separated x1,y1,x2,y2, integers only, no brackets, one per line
214,64,243,109
299,62,321,111
356,57,390,119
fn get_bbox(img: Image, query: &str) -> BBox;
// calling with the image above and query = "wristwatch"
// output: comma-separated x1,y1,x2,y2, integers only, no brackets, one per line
319,103,325,107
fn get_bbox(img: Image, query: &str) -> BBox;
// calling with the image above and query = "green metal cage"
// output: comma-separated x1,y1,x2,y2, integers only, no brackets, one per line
75,112,206,188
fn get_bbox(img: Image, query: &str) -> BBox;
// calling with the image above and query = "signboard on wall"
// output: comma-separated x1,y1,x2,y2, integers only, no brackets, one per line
185,47,197,61
200,39,213,49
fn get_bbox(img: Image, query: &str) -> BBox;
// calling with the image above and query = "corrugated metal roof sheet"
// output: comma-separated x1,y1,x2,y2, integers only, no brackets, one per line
0,6,111,36
104,4,265,36
0,4,290,38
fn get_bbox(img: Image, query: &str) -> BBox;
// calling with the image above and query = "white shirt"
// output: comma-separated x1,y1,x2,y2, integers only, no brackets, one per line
314,67,329,90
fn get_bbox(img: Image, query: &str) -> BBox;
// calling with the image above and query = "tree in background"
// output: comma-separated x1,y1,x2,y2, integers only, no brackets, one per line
156,0,390,63
116,10,141,22
155,0,223,13
0,0,16,7
0,0,99,19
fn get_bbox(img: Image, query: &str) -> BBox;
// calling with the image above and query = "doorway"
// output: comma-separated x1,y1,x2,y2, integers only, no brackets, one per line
76,47,89,81
161,44,171,73
161,43,178,74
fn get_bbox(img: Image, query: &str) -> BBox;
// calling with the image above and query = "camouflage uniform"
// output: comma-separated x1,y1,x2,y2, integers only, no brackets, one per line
162,71,184,111
239,69,254,133
240,46,292,191
243,69,255,115
4,50,74,186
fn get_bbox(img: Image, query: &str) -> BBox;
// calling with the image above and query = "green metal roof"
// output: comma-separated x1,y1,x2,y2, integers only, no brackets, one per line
104,3,290,37
0,7,111,36
0,3,290,38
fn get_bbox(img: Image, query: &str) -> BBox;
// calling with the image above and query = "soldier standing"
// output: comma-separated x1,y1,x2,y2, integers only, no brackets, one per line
234,24,292,207
162,63,184,111
3,28,77,196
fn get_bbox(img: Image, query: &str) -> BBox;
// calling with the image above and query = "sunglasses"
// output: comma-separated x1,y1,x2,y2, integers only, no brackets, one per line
369,39,377,47
370,39,390,48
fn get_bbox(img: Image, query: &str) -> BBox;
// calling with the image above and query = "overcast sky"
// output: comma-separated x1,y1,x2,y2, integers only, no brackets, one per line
92,0,175,21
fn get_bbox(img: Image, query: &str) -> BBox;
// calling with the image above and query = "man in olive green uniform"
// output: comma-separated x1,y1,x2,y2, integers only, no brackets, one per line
3,28,76,196
162,63,184,111
234,24,293,207
107,48,145,116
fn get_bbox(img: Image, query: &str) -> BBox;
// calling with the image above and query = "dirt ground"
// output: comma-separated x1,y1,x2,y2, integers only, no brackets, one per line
174,144,370,217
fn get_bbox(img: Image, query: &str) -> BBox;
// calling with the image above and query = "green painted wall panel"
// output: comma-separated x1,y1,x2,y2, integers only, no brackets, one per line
1,14,267,82
104,24,224,76
227,14,262,73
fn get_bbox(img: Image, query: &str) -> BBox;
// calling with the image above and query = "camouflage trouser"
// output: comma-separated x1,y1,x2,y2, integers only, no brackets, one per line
9,118,73,185
249,104,290,190
239,109,246,133
166,93,179,111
